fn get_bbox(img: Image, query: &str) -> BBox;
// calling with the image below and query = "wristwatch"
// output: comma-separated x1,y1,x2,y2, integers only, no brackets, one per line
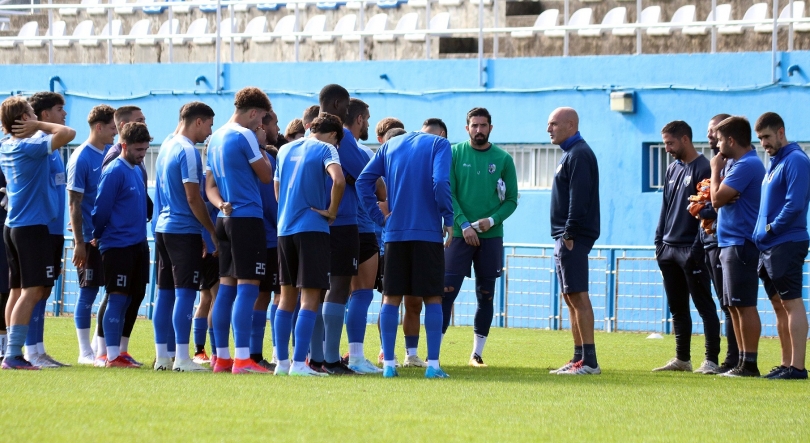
766,224,772,233
562,232,573,241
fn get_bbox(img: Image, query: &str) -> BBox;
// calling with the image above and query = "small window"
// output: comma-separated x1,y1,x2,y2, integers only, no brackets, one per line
502,143,561,190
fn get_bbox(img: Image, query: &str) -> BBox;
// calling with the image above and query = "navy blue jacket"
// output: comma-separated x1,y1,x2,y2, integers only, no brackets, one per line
550,133,600,241
655,154,710,249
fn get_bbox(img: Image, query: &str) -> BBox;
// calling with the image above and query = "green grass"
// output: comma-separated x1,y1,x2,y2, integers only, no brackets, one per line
2,318,809,442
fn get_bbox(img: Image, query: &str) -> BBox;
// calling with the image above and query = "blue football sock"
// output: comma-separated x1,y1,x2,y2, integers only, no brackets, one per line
291,298,300,345
441,273,465,333
36,298,46,345
25,299,46,348
293,309,317,363
208,328,216,355
473,277,496,337
380,303,399,362
74,286,99,329
172,288,196,346
424,303,442,363
103,294,128,348
193,317,207,348
346,289,373,344
270,303,278,348
152,288,175,346
232,284,260,351
404,335,419,350
167,329,176,354
250,310,266,355
583,343,598,368
6,325,28,358
212,284,237,351
309,304,325,362
274,308,293,361
322,301,345,363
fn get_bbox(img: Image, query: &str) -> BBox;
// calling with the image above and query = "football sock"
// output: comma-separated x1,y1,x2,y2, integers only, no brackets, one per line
404,335,418,357
473,277,496,337
322,301,345,363
583,343,598,368
208,327,216,355
193,317,207,349
0,333,6,358
152,289,174,355
35,299,46,354
273,309,293,361
25,299,45,356
743,352,757,368
167,327,176,358
75,286,99,330
380,303,399,365
95,333,107,358
103,294,128,361
441,273,465,333
346,289,373,350
291,298,300,346
122,287,143,339
176,344,189,361
424,303,442,365
293,309,317,363
172,288,197,359
573,345,583,363
156,343,168,359
232,284,259,361
309,304,325,363
269,303,278,349
119,336,129,353
472,334,487,357
250,309,266,356
6,325,27,358
212,284,237,359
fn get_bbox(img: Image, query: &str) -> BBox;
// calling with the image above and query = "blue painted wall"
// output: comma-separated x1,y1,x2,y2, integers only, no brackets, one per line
2,51,810,247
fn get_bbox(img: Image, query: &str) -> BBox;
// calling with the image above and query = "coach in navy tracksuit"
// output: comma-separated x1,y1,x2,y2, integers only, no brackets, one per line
548,107,601,376
653,121,720,373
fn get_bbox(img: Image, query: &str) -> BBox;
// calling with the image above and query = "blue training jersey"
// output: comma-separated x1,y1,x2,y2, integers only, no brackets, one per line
48,148,67,235
92,156,147,252
357,131,453,244
275,137,341,236
67,141,107,241
356,143,376,234
201,171,219,254
0,132,57,227
716,150,765,247
324,128,369,227
205,122,264,219
260,153,278,248
155,134,204,234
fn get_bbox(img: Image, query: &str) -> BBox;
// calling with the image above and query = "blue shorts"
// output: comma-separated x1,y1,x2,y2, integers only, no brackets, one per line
554,236,594,294
758,240,809,301
444,236,503,279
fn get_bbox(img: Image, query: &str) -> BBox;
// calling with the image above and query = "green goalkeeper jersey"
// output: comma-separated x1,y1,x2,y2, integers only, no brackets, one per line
450,141,519,238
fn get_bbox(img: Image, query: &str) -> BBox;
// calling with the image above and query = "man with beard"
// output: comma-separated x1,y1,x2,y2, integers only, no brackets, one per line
652,120,720,373
441,107,518,367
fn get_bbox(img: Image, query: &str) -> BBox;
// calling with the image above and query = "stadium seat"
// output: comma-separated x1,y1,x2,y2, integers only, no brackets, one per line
257,3,281,11
613,5,659,36
283,14,325,42
142,0,168,15
366,13,391,41
80,19,122,46
245,16,272,42
112,0,136,15
136,18,177,45
375,11,417,40
405,11,449,41
343,12,384,41
0,19,7,32
233,0,252,12
756,1,804,33
24,20,65,47
0,21,37,49
511,8,558,39
580,6,624,37
172,0,193,14
684,4,731,36
272,15,298,41
314,13,355,42
438,0,461,6
173,17,208,45
316,2,344,10
53,19,92,48
199,0,226,13
647,4,694,36
113,18,148,46
60,0,105,16
719,2,767,35
470,0,491,5
546,7,591,38
376,0,402,9
218,17,239,39
285,2,305,11
345,1,366,9
407,0,428,8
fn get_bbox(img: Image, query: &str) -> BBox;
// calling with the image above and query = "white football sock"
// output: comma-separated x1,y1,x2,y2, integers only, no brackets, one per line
25,345,38,360
76,328,92,356
107,345,120,361
167,351,176,358
234,347,249,360
176,343,189,360
120,336,129,353
96,336,107,358
384,359,396,368
216,347,231,360
428,359,440,370
406,347,417,357
349,342,363,358
473,334,487,357
37,342,45,355
155,343,168,359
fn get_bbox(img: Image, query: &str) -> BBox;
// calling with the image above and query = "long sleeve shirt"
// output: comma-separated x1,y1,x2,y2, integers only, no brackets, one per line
92,156,147,253
654,154,710,248
550,133,600,241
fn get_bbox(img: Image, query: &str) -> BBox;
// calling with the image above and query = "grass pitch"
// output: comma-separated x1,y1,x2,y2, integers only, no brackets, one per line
1,318,808,442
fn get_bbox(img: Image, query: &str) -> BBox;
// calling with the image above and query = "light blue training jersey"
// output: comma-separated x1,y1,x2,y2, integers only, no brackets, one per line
0,132,57,227
66,141,107,241
155,134,204,234
205,122,264,219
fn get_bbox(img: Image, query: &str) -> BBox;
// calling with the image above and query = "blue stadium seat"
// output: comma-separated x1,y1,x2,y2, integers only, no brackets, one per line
376,0,404,9
199,0,226,13
257,2,281,11
142,0,167,15
317,2,346,10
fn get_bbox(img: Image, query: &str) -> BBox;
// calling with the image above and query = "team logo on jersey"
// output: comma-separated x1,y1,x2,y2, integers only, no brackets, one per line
488,164,496,174
683,176,692,186
463,163,472,168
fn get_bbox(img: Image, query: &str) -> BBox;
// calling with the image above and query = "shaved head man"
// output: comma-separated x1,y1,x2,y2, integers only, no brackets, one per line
547,107,602,376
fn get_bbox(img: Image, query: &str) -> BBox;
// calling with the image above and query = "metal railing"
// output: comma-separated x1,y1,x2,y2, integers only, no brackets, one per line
44,240,807,337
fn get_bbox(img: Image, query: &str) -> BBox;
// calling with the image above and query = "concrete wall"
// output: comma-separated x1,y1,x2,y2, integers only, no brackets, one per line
2,50,809,247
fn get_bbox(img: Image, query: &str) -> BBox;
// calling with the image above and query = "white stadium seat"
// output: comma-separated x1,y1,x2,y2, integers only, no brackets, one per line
315,13,356,43
114,18,149,46
60,0,103,16
112,0,136,16
137,18,178,45
25,20,65,47
272,15,298,42
219,18,239,40
287,14,326,42
367,13,392,41
719,2,767,35
511,9,558,39
234,0,252,12
54,19,93,48
613,5,660,36
245,16,272,43
374,12,417,41
172,0,193,15
684,4,731,36
176,17,208,45
648,4,695,36
546,8,591,38
580,6,624,37
406,11,449,41
0,21,38,49
80,19,122,46
756,1,805,33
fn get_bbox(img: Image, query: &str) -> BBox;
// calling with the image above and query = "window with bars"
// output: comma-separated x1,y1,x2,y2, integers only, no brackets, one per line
645,142,810,191
502,144,561,189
